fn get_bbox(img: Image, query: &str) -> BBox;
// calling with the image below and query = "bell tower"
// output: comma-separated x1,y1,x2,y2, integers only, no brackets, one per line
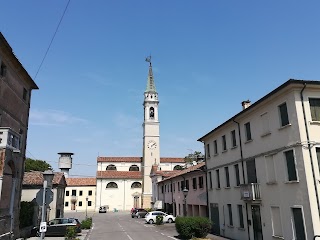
142,56,160,208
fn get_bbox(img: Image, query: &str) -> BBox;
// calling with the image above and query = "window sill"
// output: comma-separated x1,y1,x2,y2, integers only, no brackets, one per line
222,150,228,153
216,187,221,190
214,153,219,157
237,227,246,231
278,123,292,130
207,156,211,160
224,187,231,189
284,180,299,184
234,185,240,188
266,181,277,185
231,145,238,149
245,139,253,144
310,121,320,125
260,132,271,138
227,225,234,228
272,235,284,239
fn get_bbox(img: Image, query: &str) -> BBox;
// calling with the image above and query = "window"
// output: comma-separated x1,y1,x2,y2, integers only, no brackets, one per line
199,176,204,188
71,190,76,196
66,191,69,196
284,150,297,181
65,202,69,207
131,182,142,188
247,159,257,183
214,140,218,155
309,98,320,121
186,180,189,190
79,201,82,207
88,190,93,196
23,88,28,101
271,206,283,237
225,166,230,187
231,130,237,147
192,178,197,190
88,201,92,206
161,185,164,193
129,165,139,171
260,112,270,135
234,164,240,186
244,122,252,141
79,191,83,196
149,107,155,119
0,63,7,77
227,204,233,226
206,144,211,158
173,183,175,192
170,183,172,192
178,182,180,191
222,135,227,151
209,171,213,189
106,182,118,188
238,205,244,228
165,185,167,192
278,103,289,126
106,164,117,170
265,155,276,183
216,169,220,188
292,208,306,240
181,181,185,190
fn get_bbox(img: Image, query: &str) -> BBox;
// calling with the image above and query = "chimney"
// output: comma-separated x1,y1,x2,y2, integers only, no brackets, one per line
241,100,251,110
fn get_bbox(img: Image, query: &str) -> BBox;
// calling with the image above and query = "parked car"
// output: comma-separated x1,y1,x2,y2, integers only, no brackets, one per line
131,208,148,218
145,211,175,224
34,218,81,237
99,206,107,213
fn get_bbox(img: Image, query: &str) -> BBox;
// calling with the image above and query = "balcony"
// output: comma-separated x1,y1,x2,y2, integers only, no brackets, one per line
240,183,261,201
0,128,20,151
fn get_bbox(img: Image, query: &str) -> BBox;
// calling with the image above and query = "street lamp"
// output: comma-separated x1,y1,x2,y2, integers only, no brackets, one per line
85,196,89,219
182,188,189,216
40,170,54,240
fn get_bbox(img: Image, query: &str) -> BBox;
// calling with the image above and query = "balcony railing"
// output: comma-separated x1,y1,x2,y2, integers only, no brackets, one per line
240,183,261,201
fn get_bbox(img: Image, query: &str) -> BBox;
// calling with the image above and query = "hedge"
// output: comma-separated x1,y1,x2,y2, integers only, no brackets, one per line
81,217,92,229
175,216,212,239
19,201,35,228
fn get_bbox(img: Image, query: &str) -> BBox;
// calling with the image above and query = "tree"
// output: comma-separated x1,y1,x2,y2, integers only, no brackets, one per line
24,158,52,172
184,151,204,163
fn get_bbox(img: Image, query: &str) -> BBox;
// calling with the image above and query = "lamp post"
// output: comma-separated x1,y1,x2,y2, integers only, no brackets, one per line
85,196,89,219
40,170,54,240
182,187,189,216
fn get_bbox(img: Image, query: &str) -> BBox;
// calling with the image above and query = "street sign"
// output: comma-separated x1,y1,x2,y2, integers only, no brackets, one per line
36,189,54,206
39,222,47,233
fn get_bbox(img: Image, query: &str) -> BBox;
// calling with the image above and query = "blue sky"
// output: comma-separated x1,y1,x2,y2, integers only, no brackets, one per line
1,1,320,177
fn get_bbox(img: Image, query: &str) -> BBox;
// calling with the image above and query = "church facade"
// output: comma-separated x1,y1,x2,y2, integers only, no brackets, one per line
95,60,184,211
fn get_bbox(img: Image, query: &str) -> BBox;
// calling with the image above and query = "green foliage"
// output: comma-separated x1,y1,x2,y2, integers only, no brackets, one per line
65,226,78,239
145,208,152,212
19,201,35,228
24,158,52,172
81,217,92,229
184,151,204,163
175,216,212,239
155,215,163,225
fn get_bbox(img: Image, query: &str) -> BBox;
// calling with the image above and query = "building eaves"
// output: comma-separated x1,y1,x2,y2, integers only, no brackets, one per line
197,79,320,142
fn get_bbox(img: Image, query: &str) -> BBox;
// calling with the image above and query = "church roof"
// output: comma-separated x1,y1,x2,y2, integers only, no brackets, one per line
66,177,96,186
97,156,184,163
97,171,142,179
97,157,142,163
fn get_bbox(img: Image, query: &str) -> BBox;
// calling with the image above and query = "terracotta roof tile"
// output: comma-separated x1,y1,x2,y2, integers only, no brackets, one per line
158,162,206,183
97,157,142,163
22,171,66,186
97,156,184,163
66,178,96,186
97,171,142,179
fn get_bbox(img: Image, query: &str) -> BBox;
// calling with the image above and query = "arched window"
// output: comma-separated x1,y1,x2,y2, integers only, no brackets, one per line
106,164,117,170
106,182,118,188
174,165,183,170
131,182,142,188
129,165,139,171
150,107,154,119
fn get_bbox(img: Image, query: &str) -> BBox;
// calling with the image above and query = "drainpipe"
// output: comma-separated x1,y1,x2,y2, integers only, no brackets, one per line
233,119,250,240
300,84,320,221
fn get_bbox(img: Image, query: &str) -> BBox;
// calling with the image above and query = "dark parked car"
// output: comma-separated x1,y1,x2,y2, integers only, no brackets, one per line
131,208,148,218
33,218,81,237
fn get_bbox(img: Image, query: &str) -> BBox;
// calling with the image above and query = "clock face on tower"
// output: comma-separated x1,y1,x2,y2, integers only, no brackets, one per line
147,140,157,150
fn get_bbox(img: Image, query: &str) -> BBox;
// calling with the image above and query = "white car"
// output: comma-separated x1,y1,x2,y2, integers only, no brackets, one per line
145,211,176,224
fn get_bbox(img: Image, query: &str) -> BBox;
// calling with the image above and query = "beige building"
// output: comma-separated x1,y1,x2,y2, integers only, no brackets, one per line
64,178,96,212
21,172,66,222
0,32,38,238
96,61,184,211
198,79,320,240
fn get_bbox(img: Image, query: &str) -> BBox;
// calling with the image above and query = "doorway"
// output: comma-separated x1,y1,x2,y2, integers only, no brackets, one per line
210,203,220,235
251,205,263,240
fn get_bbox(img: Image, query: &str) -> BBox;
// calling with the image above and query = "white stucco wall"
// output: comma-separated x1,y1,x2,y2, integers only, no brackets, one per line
64,186,96,212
